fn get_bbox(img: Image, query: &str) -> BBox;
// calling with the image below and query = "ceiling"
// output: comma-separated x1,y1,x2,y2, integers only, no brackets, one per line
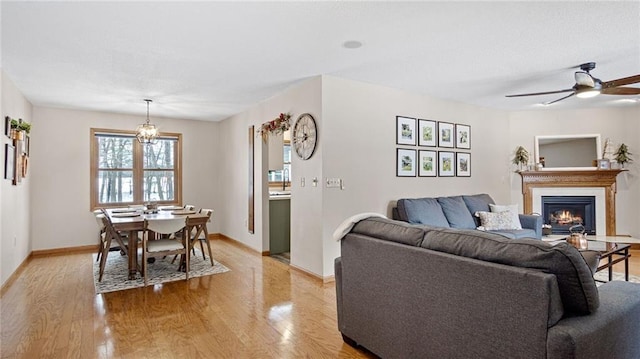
1,1,639,122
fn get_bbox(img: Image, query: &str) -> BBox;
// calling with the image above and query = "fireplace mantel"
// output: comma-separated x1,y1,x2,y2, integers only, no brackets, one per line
518,169,626,235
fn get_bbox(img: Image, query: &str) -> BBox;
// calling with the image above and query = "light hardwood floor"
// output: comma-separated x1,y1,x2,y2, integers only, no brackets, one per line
1,240,639,358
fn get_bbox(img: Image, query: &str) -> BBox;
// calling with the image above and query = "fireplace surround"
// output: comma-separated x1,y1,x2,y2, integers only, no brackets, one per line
518,169,625,236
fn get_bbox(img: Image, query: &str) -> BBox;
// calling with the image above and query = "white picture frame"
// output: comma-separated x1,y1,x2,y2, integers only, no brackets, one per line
456,152,471,177
438,122,454,148
418,150,437,177
455,124,470,149
397,148,417,177
396,116,416,146
418,119,437,147
438,151,455,177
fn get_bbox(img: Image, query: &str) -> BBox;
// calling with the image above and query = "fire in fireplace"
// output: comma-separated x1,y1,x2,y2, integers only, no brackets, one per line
541,196,596,235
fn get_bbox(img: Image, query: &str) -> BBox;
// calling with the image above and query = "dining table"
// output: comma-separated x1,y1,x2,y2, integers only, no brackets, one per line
106,207,209,280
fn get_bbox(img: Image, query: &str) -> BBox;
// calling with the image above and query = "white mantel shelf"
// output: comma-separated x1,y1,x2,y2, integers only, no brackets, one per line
517,169,627,236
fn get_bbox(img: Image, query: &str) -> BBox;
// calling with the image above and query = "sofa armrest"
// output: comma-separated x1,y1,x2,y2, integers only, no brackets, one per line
547,281,640,359
519,214,542,239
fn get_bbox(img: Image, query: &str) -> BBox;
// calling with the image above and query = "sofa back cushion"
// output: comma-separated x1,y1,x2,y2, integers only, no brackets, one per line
462,193,495,227
350,217,426,247
396,198,450,227
420,227,599,315
437,196,476,229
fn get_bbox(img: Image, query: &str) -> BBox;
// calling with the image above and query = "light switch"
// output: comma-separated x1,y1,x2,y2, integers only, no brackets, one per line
326,178,341,188
300,177,305,187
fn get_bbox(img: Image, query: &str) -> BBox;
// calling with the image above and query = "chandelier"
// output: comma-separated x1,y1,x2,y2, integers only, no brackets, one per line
136,99,158,144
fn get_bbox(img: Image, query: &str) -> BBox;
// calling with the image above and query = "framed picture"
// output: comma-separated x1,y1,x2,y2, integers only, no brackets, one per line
456,152,471,177
597,158,610,170
396,148,417,177
418,150,437,177
396,116,416,146
438,151,455,177
5,143,15,181
418,119,437,147
4,116,11,138
24,136,30,156
455,124,471,149
438,122,454,148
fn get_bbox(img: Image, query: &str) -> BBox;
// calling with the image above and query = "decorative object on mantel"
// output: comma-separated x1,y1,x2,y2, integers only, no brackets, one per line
614,143,633,168
257,112,291,143
136,99,159,145
602,138,616,162
512,146,529,171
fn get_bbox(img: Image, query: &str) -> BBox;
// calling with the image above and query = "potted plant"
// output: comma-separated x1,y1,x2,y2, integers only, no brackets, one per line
614,143,633,168
512,146,529,171
9,119,31,140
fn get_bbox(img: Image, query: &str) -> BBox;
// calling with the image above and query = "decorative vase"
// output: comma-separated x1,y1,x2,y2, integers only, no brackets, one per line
11,129,24,141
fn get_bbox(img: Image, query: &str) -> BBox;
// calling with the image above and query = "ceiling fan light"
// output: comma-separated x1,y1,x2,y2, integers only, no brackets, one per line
576,89,600,99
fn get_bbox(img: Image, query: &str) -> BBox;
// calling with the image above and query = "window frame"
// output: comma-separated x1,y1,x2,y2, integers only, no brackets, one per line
90,128,182,210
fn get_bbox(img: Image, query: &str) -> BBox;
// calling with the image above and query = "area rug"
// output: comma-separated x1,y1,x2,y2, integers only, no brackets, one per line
593,271,640,285
93,249,230,294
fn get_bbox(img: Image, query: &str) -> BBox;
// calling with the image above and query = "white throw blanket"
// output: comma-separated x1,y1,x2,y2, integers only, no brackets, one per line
333,213,387,241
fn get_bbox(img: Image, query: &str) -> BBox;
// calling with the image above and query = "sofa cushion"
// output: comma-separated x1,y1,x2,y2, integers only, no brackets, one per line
437,196,476,229
420,227,599,315
488,229,538,239
350,217,426,247
396,198,450,228
489,203,522,230
476,210,521,230
462,194,495,226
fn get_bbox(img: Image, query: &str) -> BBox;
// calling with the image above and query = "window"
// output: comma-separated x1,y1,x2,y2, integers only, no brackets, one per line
90,129,182,209
268,142,291,183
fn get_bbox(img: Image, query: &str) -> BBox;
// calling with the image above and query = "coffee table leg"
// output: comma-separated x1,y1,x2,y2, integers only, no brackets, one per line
608,254,613,282
625,248,629,281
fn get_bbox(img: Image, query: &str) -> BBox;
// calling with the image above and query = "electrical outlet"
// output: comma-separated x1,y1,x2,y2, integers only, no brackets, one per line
326,178,341,188
312,177,318,187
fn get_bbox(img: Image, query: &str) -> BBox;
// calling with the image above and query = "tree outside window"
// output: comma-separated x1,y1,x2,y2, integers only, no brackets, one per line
91,129,182,209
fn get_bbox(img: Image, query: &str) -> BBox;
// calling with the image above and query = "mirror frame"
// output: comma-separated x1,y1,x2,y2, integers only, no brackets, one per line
534,134,602,171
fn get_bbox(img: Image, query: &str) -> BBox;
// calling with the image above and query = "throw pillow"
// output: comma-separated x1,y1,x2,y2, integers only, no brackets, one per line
476,210,520,230
489,204,522,230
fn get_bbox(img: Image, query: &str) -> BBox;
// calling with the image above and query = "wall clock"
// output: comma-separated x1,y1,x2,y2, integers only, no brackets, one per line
292,113,317,160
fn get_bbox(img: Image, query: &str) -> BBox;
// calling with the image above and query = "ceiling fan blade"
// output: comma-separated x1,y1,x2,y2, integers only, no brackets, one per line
601,87,640,95
602,74,640,88
544,92,575,105
575,72,595,87
505,89,574,98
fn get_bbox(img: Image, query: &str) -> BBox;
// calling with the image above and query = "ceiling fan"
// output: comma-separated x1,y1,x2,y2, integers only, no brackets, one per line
506,62,640,105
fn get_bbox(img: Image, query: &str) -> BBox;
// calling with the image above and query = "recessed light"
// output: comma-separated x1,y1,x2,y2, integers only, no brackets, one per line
342,40,363,49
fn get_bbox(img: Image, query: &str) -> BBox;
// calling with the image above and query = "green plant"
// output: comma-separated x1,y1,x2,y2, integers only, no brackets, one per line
512,146,529,168
614,143,633,166
10,119,18,128
17,121,31,133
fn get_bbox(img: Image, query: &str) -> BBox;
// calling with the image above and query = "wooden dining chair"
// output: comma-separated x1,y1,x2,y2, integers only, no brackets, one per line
192,209,214,265
184,204,196,211
98,216,130,282
94,211,107,262
142,217,189,286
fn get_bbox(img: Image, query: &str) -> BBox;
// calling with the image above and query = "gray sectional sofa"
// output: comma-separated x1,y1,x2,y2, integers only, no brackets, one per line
335,217,640,359
393,193,542,239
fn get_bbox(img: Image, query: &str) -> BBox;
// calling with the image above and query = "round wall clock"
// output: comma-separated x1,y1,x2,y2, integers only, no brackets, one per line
292,113,317,160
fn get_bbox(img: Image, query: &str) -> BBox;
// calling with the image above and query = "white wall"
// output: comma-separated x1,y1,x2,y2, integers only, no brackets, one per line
320,76,511,277
29,106,221,251
1,70,33,286
217,77,324,274
508,105,640,238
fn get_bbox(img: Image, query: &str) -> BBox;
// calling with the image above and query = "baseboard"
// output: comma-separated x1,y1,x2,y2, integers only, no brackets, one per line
31,245,97,257
1,253,33,296
289,263,334,283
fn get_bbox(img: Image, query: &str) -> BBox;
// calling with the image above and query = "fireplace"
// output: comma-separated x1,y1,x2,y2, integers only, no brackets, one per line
541,196,596,235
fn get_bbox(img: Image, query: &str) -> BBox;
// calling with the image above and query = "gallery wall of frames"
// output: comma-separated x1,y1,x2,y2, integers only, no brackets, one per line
4,116,30,185
396,115,470,178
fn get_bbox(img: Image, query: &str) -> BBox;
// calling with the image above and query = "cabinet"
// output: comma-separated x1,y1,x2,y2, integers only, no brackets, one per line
269,198,290,255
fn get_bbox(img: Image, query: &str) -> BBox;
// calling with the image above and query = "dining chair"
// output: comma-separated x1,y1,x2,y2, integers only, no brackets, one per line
184,204,196,211
193,209,214,265
142,217,189,286
98,216,130,282
94,210,106,262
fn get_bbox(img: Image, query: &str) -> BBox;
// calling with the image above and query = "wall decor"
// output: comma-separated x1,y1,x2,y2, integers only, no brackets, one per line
438,122,454,148
396,116,416,146
456,152,471,177
5,143,15,181
438,151,455,177
455,124,470,149
596,158,610,170
24,136,30,156
14,142,22,184
396,148,417,177
418,119,436,147
418,150,437,177
4,116,11,138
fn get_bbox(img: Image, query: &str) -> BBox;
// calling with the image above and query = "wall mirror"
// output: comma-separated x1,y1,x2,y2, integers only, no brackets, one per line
534,134,601,170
